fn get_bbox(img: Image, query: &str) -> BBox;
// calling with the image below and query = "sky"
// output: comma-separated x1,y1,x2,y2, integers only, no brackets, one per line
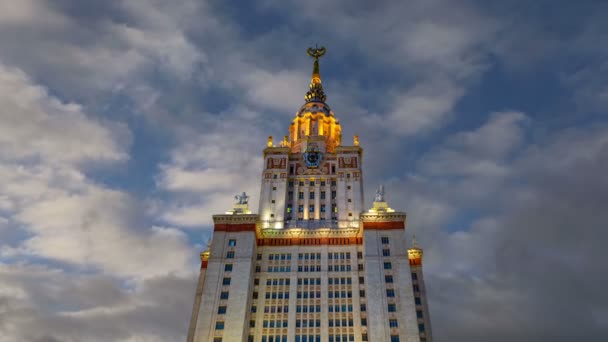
0,0,607,341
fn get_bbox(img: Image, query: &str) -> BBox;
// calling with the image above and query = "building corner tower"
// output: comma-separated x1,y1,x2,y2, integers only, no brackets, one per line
188,47,433,342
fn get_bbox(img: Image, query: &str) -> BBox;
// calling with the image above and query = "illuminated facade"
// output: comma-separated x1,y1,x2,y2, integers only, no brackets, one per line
188,47,432,342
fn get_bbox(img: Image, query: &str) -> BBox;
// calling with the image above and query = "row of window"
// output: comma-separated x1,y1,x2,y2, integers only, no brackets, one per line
289,180,336,187
328,252,351,260
297,278,321,285
296,291,321,299
267,266,292,272
328,291,352,299
328,277,352,285
263,305,289,313
295,335,321,342
327,265,352,272
295,304,321,313
260,336,287,342
328,304,356,312
298,265,321,272
264,292,290,299
266,278,290,286
298,252,321,260
328,319,354,327
295,319,321,328
262,320,288,328
288,204,336,213
268,253,292,260
329,336,355,342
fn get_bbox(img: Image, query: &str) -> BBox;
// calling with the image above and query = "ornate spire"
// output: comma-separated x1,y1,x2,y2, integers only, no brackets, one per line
305,46,327,103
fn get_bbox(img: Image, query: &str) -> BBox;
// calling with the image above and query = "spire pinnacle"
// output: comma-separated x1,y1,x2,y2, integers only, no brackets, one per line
305,46,327,103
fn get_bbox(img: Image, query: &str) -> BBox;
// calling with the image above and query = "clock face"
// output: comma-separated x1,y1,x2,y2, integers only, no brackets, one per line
303,146,323,168
304,143,323,168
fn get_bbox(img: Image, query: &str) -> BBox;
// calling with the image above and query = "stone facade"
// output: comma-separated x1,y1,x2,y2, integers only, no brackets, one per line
188,48,432,342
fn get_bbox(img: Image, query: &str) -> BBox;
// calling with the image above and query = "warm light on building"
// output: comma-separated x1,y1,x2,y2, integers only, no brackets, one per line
187,47,433,342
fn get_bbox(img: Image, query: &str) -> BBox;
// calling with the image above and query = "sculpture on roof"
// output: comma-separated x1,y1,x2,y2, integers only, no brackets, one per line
374,185,385,203
235,192,249,205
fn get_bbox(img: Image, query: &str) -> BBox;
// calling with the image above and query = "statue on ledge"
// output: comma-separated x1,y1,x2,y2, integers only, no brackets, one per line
374,185,385,203
235,192,249,205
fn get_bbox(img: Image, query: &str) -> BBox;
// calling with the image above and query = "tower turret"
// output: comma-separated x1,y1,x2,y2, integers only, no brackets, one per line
289,46,341,153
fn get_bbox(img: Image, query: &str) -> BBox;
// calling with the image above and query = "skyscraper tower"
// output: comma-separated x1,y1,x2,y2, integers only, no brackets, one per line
188,47,432,342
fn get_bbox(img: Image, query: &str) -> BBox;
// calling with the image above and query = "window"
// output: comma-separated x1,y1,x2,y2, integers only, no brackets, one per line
321,204,326,212
298,205,304,212
254,278,259,285
257,253,262,260
310,192,315,199
382,249,391,256
249,319,255,327
383,262,392,270
255,265,261,272
415,297,422,305
411,272,418,280
386,289,395,297
331,191,336,199
348,198,352,202
309,205,314,212
224,264,233,272
299,192,304,199
321,181,326,186
388,304,397,312
357,251,363,259
299,181,304,186
359,290,365,298
358,264,364,271
214,338,222,342
288,191,294,200
228,239,236,247
359,276,364,284
389,319,399,328
390,336,400,342
217,306,227,314
251,306,257,313
361,318,367,326
347,185,351,189
385,275,393,283
271,200,275,203
362,334,368,341
222,277,231,285
418,324,425,332
226,251,235,259
220,291,229,299
215,321,224,330
310,181,315,186
288,181,294,187
320,191,326,199
413,285,420,292
381,236,390,244
417,310,423,318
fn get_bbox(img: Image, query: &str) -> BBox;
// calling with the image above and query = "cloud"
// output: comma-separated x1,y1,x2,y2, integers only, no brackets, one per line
0,63,193,279
398,117,608,341
155,109,267,227
0,263,196,342
0,63,129,165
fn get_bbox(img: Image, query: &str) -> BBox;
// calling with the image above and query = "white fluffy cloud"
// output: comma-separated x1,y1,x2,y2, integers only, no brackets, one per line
0,63,192,278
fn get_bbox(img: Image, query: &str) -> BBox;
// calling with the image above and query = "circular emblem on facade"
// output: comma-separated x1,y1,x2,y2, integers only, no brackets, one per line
303,144,323,168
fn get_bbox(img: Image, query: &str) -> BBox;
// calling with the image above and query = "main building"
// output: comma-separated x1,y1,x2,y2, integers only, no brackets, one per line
188,47,432,342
